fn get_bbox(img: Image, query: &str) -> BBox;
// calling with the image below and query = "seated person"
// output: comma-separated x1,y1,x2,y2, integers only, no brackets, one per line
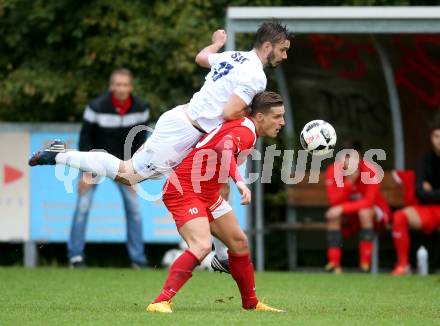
392,119,440,275
324,141,390,273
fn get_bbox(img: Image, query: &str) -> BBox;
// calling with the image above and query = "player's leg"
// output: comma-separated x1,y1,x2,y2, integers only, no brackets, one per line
392,206,423,275
28,139,142,184
358,208,375,271
148,216,211,311
210,210,283,312
325,207,343,273
29,106,203,185
130,105,203,182
211,184,230,273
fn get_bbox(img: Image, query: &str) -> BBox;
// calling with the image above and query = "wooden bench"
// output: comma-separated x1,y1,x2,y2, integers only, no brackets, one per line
269,171,405,273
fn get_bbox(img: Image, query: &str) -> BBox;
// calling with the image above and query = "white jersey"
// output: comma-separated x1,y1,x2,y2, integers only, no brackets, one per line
186,50,266,133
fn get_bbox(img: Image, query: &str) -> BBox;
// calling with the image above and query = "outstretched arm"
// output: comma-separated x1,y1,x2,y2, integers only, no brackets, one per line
195,29,227,68
222,94,249,121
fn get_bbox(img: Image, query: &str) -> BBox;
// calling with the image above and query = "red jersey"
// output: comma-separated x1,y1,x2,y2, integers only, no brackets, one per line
325,160,391,222
163,117,257,203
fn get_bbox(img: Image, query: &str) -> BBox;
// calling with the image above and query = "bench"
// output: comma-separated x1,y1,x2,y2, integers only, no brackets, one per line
269,171,405,273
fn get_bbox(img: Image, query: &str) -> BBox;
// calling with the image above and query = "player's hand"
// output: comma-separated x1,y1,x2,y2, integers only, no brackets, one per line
212,29,227,47
423,181,433,192
236,181,251,205
326,205,343,220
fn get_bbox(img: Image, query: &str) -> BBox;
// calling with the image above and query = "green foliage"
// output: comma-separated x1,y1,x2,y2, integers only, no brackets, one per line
1,0,439,121
0,0,279,121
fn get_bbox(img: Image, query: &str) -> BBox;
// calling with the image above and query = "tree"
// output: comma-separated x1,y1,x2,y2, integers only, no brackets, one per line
0,0,279,121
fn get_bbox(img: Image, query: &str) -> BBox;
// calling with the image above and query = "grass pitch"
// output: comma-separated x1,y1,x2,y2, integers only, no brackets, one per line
0,268,439,325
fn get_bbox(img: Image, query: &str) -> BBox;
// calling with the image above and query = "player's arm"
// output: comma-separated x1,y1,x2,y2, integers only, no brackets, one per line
325,165,352,205
415,156,440,204
213,128,255,204
341,181,380,215
195,29,227,68
213,135,244,184
222,94,249,121
223,72,266,121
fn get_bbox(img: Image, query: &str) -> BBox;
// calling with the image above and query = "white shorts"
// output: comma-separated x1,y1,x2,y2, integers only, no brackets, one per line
132,105,204,179
210,198,233,219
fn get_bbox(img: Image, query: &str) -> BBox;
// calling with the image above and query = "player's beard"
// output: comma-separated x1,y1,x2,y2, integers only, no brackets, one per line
267,50,278,68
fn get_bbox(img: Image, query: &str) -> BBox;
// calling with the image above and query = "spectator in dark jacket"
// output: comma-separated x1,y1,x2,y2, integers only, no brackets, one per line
68,68,149,268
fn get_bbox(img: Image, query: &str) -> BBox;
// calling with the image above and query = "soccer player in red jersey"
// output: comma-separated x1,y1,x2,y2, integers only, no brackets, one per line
146,92,285,313
324,141,390,273
392,119,440,275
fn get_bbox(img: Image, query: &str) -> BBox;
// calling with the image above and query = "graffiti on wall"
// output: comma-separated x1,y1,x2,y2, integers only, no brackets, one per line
310,35,375,79
309,34,440,109
394,35,440,109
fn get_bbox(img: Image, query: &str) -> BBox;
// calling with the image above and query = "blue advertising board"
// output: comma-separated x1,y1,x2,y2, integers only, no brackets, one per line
30,132,246,243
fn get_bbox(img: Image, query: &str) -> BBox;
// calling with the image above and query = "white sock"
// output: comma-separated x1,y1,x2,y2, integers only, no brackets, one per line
56,151,121,180
212,236,228,261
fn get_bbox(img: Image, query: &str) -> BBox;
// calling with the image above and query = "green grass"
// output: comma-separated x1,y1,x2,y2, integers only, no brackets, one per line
0,268,440,325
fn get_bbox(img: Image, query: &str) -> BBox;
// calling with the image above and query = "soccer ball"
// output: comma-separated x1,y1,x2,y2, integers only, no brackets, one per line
300,120,337,155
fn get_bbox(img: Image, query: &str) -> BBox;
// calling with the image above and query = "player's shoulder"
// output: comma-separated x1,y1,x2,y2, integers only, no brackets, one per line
224,117,255,129
89,92,110,112
236,51,266,80
325,161,340,176
240,117,257,134
227,118,257,143
361,160,377,172
131,95,149,113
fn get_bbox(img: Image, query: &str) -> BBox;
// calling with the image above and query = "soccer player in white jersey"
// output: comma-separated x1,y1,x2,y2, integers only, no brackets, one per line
30,21,290,183
29,21,291,270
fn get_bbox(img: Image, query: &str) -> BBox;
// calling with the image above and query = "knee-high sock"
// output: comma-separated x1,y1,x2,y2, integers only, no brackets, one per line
392,210,410,267
327,230,342,267
154,250,199,303
212,236,228,261
56,151,120,180
228,251,258,309
359,229,374,266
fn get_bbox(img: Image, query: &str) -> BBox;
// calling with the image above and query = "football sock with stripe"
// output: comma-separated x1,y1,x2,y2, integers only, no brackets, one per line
359,229,374,266
153,250,199,303
228,251,258,309
56,151,120,180
327,230,342,267
392,210,410,267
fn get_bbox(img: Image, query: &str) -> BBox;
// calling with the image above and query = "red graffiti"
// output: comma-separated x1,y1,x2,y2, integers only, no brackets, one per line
394,35,440,109
310,35,375,79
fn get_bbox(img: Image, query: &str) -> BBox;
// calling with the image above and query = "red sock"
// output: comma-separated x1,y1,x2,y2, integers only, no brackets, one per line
154,250,199,303
327,247,341,267
359,241,373,266
392,210,410,267
228,251,259,309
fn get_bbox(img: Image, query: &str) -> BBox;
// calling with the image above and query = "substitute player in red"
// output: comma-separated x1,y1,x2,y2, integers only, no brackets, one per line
325,141,390,273
392,119,440,275
146,92,285,313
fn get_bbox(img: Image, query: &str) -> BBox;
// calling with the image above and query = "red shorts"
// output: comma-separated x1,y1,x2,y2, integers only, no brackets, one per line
341,206,388,237
163,192,231,229
412,205,440,234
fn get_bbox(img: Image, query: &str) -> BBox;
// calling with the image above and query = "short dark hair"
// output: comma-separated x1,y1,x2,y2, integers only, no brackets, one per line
253,21,291,48
250,91,283,116
109,68,133,84
343,139,362,153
